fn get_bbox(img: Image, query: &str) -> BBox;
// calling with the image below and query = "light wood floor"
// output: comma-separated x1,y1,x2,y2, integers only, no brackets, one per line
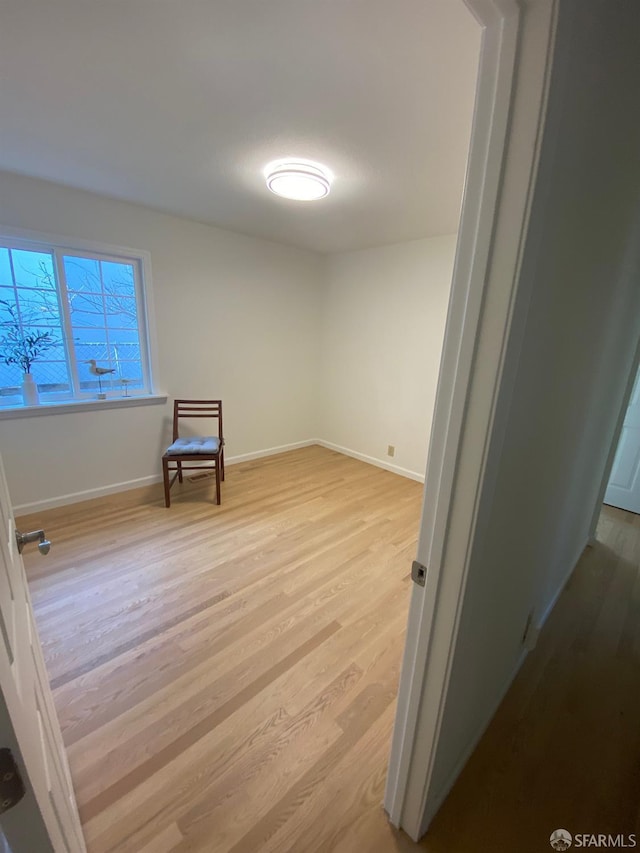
19,449,640,852
20,446,422,853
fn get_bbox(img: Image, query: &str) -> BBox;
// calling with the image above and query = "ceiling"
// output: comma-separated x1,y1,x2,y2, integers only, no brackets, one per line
0,1,480,254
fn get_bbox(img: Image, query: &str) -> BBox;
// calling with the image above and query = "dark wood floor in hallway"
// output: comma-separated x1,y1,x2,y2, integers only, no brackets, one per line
19,447,640,852
418,503,640,852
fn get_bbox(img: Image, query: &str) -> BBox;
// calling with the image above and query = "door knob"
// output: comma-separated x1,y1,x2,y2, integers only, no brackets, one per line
15,529,51,556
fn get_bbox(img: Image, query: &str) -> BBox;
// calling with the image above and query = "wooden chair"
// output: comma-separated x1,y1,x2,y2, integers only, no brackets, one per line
162,400,225,507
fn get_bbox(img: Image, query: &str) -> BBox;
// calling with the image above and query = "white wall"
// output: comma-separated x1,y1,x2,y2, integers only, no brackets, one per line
0,171,457,510
319,236,456,479
423,0,640,830
0,171,323,509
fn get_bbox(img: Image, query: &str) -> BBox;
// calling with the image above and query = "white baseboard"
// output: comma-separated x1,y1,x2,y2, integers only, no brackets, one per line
13,474,164,515
13,437,420,515
316,440,425,483
225,439,316,466
12,439,318,515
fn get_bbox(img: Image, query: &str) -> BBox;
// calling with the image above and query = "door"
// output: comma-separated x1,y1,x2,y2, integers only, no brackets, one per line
385,0,558,838
0,454,85,852
605,366,640,513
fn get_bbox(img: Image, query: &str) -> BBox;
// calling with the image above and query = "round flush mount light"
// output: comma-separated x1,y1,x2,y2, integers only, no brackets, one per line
264,159,333,201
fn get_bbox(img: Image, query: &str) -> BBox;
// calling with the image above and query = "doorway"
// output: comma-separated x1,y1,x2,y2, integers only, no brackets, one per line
603,364,640,515
2,0,561,851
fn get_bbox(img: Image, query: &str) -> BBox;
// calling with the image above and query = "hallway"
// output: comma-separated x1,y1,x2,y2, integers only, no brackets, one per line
369,504,640,852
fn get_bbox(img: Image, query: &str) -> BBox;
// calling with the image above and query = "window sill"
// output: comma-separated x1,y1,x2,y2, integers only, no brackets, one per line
0,393,167,420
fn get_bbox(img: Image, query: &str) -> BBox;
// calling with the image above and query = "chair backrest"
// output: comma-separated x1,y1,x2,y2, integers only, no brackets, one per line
173,400,223,442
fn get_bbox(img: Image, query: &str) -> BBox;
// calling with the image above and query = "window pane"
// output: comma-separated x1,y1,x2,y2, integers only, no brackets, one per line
105,296,138,329
0,361,21,393
108,328,139,345
26,326,62,347
0,249,12,287
64,253,145,397
70,313,104,329
101,261,135,298
34,345,66,362
0,259,69,394
11,250,56,290
68,291,104,321
0,289,16,322
63,256,101,294
70,308,106,330
30,361,71,393
68,292,103,313
73,331,110,365
116,361,143,381
111,344,141,365
15,287,62,328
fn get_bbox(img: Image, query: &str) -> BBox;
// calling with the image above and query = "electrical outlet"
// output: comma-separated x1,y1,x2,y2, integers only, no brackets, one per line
387,445,395,457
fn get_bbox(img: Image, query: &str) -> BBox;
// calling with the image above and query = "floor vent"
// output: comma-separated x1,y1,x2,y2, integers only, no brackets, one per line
188,471,214,482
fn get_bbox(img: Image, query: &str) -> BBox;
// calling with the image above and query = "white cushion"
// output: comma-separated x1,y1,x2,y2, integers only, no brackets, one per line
166,436,220,455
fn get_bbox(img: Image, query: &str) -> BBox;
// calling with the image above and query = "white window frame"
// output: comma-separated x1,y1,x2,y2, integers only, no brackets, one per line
0,225,161,412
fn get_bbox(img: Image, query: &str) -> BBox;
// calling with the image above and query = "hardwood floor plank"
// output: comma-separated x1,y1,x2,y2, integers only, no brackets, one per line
137,823,184,853
67,549,400,786
188,684,396,853
171,666,363,850
94,666,360,853
84,597,407,849
79,620,341,822
52,592,290,745
210,687,399,853
50,588,232,689
84,705,296,852
278,704,396,853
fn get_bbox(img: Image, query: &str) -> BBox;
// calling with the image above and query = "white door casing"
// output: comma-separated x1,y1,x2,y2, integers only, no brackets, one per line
384,0,559,840
0,454,85,852
605,366,640,514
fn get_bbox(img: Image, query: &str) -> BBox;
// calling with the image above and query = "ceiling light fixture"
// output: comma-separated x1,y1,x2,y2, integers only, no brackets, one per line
264,159,333,201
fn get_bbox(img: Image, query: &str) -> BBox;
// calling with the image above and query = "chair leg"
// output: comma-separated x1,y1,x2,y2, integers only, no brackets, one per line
215,458,221,505
221,447,225,481
177,461,183,483
162,457,171,508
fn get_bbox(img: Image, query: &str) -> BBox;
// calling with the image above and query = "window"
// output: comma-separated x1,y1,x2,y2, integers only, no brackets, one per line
0,236,154,408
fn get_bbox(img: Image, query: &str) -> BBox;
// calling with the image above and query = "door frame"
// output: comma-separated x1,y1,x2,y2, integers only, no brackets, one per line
588,336,640,536
384,0,559,839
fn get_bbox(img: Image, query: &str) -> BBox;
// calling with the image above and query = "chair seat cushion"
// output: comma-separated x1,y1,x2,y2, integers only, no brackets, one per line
165,436,220,455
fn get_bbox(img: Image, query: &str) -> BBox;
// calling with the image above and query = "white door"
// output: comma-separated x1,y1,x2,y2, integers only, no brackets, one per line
605,366,640,513
0,454,85,852
385,0,558,838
